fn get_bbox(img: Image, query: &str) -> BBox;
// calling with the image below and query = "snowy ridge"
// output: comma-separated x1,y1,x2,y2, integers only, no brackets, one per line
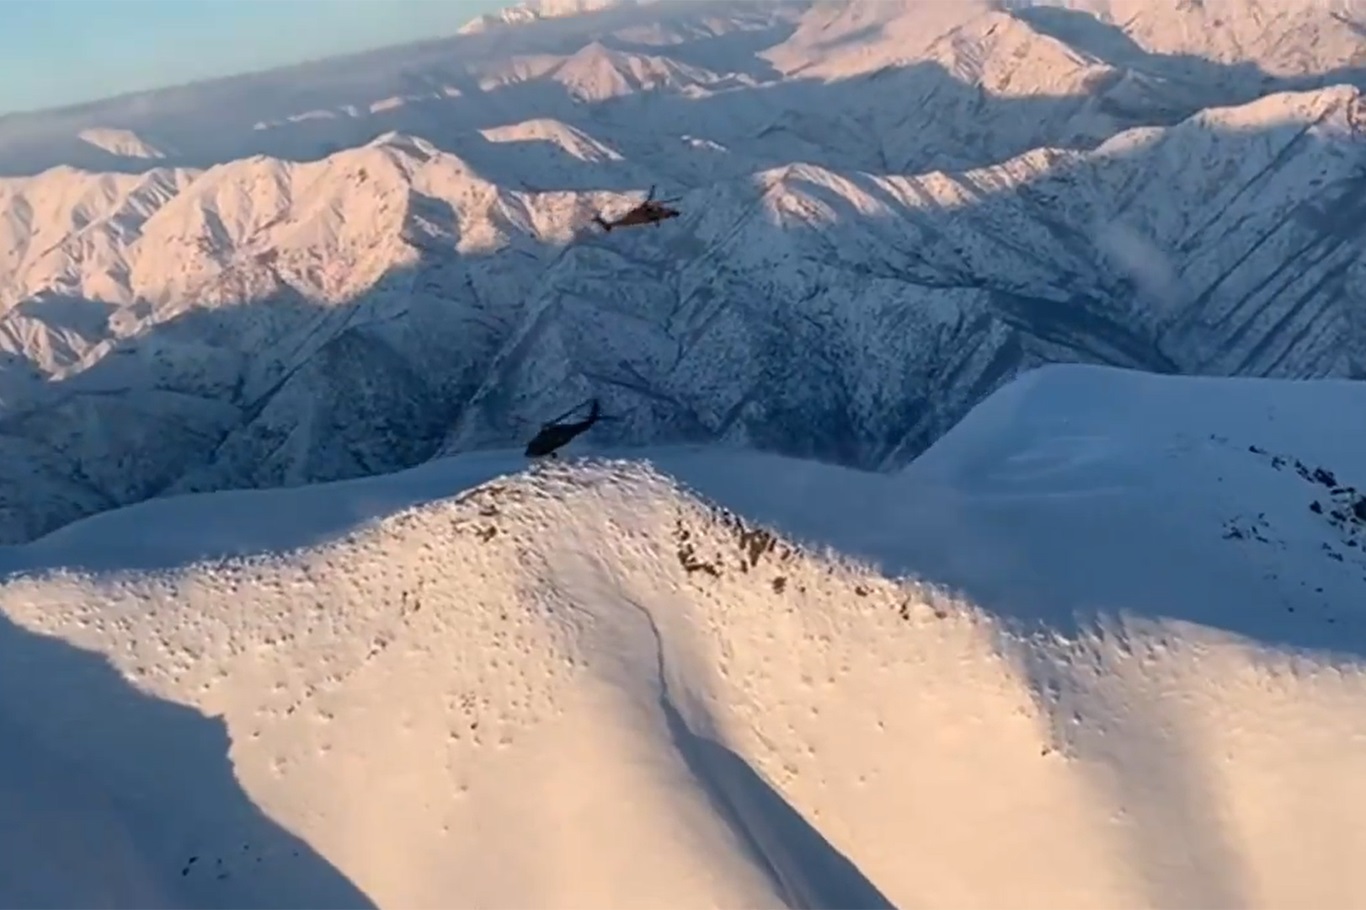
3,365,1366,906
457,0,648,35
1,0,1365,542
76,127,169,161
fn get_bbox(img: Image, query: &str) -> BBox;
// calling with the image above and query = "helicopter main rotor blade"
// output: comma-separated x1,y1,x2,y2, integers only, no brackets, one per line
542,397,594,427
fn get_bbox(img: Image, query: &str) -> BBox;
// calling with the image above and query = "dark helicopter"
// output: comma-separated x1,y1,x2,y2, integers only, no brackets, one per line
590,185,682,232
524,398,607,458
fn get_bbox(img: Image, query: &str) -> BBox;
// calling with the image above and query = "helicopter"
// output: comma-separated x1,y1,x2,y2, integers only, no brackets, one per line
525,398,609,458
591,185,682,232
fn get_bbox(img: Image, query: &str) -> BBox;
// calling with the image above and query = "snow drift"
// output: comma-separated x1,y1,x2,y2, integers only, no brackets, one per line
2,364,1365,908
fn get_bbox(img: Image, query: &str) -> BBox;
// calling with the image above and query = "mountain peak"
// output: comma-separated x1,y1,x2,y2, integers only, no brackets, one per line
75,127,168,161
5,365,1366,906
457,0,644,34
3,0,1365,557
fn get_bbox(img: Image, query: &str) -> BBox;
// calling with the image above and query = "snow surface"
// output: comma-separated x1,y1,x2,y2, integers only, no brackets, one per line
1,0,1365,544
3,364,1366,907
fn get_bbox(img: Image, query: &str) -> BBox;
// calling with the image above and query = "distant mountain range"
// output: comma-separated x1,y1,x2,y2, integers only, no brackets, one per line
0,0,1363,543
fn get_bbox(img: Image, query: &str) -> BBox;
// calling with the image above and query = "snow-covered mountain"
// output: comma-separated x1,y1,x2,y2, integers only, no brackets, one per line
1,0,1365,542
458,0,652,35
2,365,1365,907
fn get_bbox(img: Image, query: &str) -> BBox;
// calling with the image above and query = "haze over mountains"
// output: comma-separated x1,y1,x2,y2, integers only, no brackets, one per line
1,0,1365,542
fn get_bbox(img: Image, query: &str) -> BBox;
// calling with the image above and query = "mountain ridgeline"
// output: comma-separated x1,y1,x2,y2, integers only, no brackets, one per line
0,0,1364,543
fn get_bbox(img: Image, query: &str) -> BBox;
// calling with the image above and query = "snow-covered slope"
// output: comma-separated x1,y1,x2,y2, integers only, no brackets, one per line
1,0,1365,543
2,365,1365,907
458,0,650,36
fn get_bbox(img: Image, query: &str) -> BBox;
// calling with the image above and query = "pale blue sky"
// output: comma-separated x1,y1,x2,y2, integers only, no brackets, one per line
0,0,508,115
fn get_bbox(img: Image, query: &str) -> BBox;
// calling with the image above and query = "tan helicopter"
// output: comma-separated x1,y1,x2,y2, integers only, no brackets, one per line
591,185,682,232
